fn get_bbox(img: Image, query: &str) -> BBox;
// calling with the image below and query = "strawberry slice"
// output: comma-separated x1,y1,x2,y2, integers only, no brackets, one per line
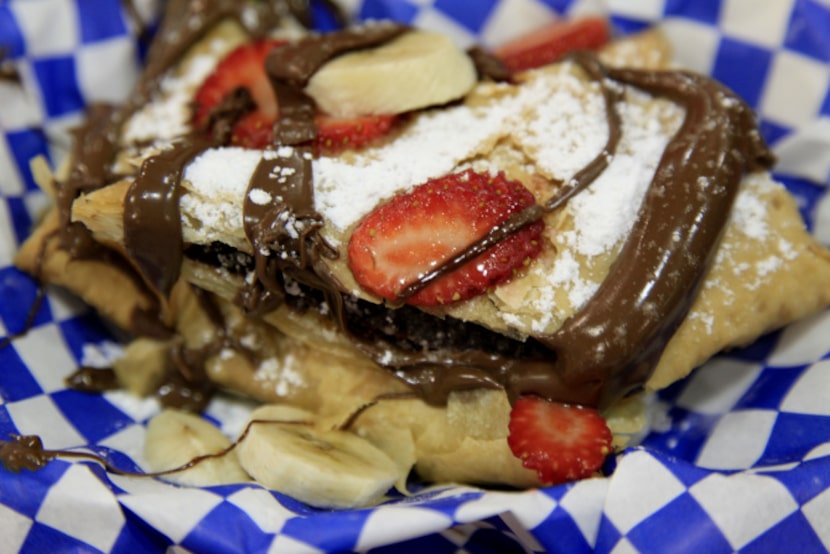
347,169,543,307
193,39,285,148
494,17,610,74
507,396,613,485
315,113,398,154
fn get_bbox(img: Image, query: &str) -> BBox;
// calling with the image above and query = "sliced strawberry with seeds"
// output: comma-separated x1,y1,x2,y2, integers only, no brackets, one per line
494,17,610,74
193,39,285,148
348,169,543,307
508,396,613,485
315,113,398,154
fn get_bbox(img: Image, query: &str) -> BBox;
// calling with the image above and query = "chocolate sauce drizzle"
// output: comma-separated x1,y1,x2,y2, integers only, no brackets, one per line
124,138,213,296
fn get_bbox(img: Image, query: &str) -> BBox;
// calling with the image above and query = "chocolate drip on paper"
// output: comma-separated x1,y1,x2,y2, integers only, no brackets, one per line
65,367,121,393
0,47,20,83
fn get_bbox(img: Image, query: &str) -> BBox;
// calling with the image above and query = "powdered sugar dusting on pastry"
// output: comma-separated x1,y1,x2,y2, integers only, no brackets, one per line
512,67,609,181
563,93,682,258
123,47,224,143
180,147,264,247
488,80,682,334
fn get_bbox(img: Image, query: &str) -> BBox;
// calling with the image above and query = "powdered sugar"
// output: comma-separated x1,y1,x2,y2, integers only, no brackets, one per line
511,71,609,181
248,188,272,206
123,38,230,143
730,172,777,241
180,147,264,245
531,250,598,333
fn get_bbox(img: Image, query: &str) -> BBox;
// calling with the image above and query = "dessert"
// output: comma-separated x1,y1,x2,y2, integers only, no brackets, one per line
9,0,830,508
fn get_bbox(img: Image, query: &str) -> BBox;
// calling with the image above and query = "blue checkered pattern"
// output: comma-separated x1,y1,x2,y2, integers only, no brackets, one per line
2,0,830,552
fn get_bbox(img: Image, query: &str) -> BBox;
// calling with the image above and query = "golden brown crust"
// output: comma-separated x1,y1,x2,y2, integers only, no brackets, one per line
14,209,168,332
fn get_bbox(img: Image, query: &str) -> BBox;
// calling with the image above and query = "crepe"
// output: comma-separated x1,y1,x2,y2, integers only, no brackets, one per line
13,3,830,498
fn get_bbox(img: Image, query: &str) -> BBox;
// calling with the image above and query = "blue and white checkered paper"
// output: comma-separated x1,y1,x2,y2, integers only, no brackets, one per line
2,0,830,552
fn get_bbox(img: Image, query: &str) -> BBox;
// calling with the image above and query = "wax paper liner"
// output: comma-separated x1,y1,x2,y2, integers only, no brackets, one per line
1,0,830,552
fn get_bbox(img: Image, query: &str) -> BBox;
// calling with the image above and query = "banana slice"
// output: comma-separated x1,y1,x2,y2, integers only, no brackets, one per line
144,409,250,486
305,29,477,118
237,404,401,509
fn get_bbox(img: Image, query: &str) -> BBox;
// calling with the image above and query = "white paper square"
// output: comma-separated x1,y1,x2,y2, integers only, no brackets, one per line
695,409,778,469
36,464,125,552
9,0,80,57
761,51,830,128
675,358,762,415
815,191,830,246
0,79,44,131
0,200,18,266
609,538,639,554
720,0,794,47
773,118,830,184
267,534,323,554
102,389,161,423
117,484,224,544
412,8,478,48
780,359,830,415
0,135,25,198
604,450,686,533
659,18,722,75
43,111,85,152
804,441,830,461
767,310,830,367
606,0,666,21
76,37,140,105
12,323,76,393
478,0,558,48
690,472,798,550
559,477,611,547
227,487,296,534
803,485,830,551
355,506,453,551
6,395,85,449
97,422,147,467
0,503,33,554
455,489,557,530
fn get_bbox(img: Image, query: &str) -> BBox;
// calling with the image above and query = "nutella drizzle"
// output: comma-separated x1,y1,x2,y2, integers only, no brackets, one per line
0,47,20,83
16,0,776,421
65,366,121,393
124,137,213,296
